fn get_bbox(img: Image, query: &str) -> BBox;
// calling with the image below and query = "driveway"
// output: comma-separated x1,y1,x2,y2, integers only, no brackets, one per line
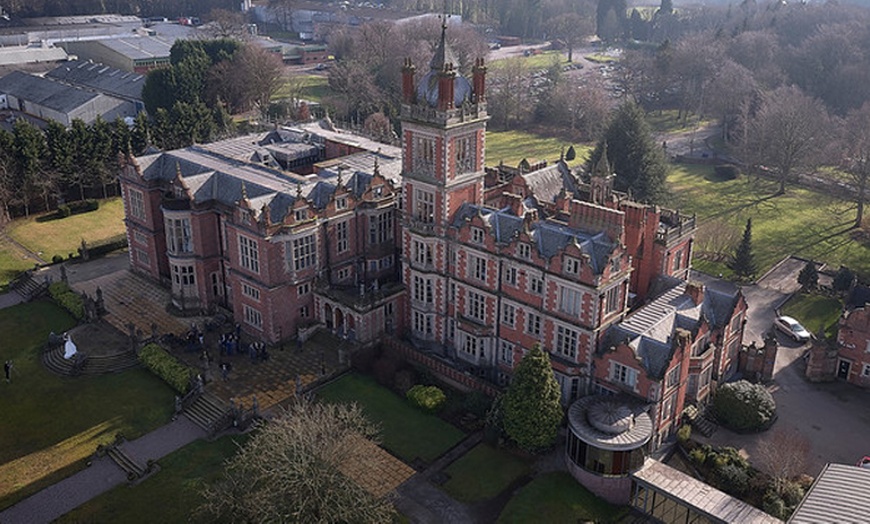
695,258,870,476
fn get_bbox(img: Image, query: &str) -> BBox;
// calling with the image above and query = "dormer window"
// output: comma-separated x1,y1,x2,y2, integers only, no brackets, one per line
518,243,532,260
372,185,384,198
471,227,485,244
564,257,580,275
295,209,307,221
336,196,347,210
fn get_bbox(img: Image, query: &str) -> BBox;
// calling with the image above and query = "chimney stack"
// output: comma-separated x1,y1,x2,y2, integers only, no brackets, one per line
472,57,487,103
437,63,456,111
401,58,416,104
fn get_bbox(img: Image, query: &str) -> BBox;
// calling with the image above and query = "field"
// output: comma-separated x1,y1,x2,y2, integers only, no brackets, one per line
0,301,175,510
489,50,567,71
668,165,870,278
273,74,330,103
486,130,591,169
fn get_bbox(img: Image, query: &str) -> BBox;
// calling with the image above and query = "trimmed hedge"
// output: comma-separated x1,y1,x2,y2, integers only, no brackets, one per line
57,199,99,218
48,281,84,320
82,233,128,258
138,343,194,393
406,384,446,413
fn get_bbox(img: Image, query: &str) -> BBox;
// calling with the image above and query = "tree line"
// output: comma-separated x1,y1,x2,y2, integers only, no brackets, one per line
2,0,235,19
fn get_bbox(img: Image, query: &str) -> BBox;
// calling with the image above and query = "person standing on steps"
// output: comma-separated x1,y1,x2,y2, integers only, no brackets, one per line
4,360,13,383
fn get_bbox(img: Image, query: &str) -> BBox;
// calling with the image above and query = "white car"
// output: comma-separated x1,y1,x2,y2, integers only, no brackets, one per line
774,315,811,342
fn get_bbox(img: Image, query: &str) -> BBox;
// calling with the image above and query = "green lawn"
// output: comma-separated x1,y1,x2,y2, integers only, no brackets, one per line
0,301,175,509
316,373,465,463
490,50,567,71
645,109,712,135
0,236,36,290
6,198,125,263
781,293,843,339
486,130,590,169
56,435,244,524
497,471,627,523
442,444,531,503
273,74,330,103
668,164,870,278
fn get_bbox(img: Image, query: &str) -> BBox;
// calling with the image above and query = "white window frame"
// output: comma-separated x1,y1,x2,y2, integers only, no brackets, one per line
239,235,259,274
555,325,578,359
563,256,580,275
414,188,435,223
529,275,543,295
241,282,260,302
517,243,532,260
558,286,582,317
469,254,487,282
471,226,485,244
129,188,146,220
863,363,870,377
501,303,516,327
166,217,192,254
292,234,316,271
500,339,514,364
504,266,518,286
605,285,621,314
244,304,262,329
526,311,541,337
298,282,311,296
467,291,486,323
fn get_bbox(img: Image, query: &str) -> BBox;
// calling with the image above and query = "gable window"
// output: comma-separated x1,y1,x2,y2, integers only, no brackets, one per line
369,211,394,244
563,257,580,276
336,196,347,210
471,227,485,244
336,221,348,254
239,235,259,273
518,243,532,260
467,291,486,323
372,185,385,199
501,303,516,327
292,234,316,271
555,325,578,359
129,188,145,220
414,189,435,223
166,217,192,254
612,362,638,388
295,208,308,221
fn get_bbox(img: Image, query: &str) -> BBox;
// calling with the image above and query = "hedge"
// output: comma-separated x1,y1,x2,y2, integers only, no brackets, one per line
48,281,84,320
57,199,99,218
406,384,446,413
138,343,194,393
82,233,128,258
713,380,777,432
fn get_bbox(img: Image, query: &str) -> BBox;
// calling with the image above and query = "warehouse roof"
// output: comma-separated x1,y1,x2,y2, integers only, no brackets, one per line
46,60,145,101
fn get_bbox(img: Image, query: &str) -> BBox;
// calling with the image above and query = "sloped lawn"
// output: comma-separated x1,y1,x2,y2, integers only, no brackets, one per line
0,300,175,510
497,471,627,523
442,444,531,503
316,373,465,464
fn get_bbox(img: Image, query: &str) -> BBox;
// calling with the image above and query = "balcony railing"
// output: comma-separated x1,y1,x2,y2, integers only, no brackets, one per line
655,214,697,245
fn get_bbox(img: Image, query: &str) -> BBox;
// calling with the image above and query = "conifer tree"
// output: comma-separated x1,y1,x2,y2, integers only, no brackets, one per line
502,345,563,452
797,260,818,292
730,218,757,280
588,100,669,204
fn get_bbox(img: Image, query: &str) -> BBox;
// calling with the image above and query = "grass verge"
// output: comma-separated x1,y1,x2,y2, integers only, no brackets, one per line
0,235,35,290
0,300,175,510
781,293,843,339
442,444,530,503
55,435,246,523
316,373,465,464
6,198,125,263
497,471,627,523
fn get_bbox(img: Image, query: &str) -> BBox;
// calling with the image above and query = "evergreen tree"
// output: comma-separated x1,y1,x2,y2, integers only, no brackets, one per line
131,112,151,155
832,266,856,293
729,218,757,280
588,101,669,204
797,261,819,292
502,345,563,452
12,118,47,216
111,117,132,158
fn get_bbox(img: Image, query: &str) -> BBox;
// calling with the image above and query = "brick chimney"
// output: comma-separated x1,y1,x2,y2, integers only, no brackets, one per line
437,63,456,111
401,58,416,104
472,57,487,102
685,282,705,305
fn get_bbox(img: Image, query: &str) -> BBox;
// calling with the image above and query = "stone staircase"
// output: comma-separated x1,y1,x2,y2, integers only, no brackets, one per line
42,346,139,376
683,405,718,437
11,273,47,301
106,445,148,482
182,392,234,435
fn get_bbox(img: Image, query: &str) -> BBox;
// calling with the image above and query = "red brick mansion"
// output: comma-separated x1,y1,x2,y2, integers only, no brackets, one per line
118,27,746,446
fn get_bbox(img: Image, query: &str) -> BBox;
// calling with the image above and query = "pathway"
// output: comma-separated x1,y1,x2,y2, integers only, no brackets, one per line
0,418,206,524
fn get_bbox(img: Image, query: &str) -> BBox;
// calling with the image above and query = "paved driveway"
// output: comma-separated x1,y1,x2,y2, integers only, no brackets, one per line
695,258,870,476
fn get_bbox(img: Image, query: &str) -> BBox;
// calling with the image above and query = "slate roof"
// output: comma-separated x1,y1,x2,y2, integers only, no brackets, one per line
521,161,576,204
567,395,653,451
789,463,870,524
633,460,783,523
451,203,616,274
97,36,174,61
316,151,402,185
0,70,121,114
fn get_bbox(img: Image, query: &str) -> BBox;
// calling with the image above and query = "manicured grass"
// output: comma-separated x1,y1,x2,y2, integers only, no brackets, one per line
273,74,330,103
0,236,36,290
486,130,591,169
56,435,245,523
316,373,465,463
490,50,566,71
0,300,175,509
6,198,125,263
497,471,627,523
668,164,870,278
645,109,712,135
781,293,843,339
442,444,531,503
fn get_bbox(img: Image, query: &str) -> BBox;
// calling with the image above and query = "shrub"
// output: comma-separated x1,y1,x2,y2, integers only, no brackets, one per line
833,266,856,293
762,490,788,520
688,447,707,465
55,199,99,219
139,343,194,393
713,380,776,432
676,424,691,444
52,255,64,264
780,480,805,507
406,384,446,413
57,204,71,218
714,164,740,180
463,391,493,418
48,281,84,320
715,463,750,495
86,234,128,258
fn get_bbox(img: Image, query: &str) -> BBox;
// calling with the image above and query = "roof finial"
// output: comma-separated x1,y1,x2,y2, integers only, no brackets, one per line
296,183,302,199
240,181,248,201
373,156,380,177
594,142,612,178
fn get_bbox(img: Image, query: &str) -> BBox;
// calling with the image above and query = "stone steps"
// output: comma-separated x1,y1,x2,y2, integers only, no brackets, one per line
183,392,233,434
42,346,139,376
12,274,47,301
106,446,147,482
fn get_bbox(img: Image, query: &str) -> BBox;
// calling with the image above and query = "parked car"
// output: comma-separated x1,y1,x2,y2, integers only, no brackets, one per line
774,315,811,342
858,456,870,469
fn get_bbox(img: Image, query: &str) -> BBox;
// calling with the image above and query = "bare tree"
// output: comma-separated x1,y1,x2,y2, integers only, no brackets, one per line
269,0,297,32
198,400,396,523
704,59,760,143
549,13,594,63
487,58,534,128
204,8,251,40
742,85,832,195
755,427,811,495
840,102,870,228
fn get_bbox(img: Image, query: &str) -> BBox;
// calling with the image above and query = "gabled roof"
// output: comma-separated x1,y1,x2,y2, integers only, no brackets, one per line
451,203,616,274
46,60,145,101
0,70,120,114
790,463,870,524
521,161,576,204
